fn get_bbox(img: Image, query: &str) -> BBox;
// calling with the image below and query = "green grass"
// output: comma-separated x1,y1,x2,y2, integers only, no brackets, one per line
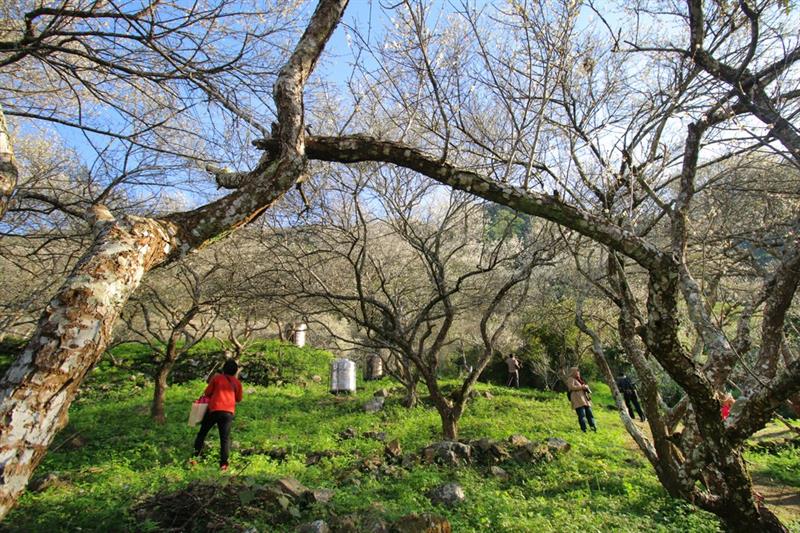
746,423,800,488
3,377,738,533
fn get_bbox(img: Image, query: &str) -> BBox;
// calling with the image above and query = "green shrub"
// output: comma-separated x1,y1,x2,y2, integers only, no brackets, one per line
170,340,334,386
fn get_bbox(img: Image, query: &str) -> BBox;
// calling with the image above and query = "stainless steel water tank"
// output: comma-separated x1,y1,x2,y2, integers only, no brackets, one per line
330,358,356,393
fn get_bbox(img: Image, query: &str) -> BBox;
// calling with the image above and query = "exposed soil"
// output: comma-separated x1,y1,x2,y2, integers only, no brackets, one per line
751,473,800,524
620,420,800,526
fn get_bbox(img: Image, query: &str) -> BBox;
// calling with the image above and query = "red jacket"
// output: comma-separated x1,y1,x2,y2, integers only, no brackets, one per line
204,373,243,414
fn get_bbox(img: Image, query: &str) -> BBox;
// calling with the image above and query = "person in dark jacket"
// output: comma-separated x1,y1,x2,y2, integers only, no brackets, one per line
192,359,243,470
616,372,645,421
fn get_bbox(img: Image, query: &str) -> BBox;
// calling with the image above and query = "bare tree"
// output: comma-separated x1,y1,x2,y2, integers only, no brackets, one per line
216,311,273,360
262,166,557,438
0,0,349,516
0,0,310,221
121,262,221,424
1,0,798,529
250,1,800,529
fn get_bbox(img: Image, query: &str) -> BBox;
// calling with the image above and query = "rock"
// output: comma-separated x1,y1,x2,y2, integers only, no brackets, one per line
545,437,570,455
400,453,417,469
364,431,387,442
508,434,531,447
331,515,359,533
306,450,336,466
471,438,495,453
312,375,323,383
374,388,390,397
363,516,390,533
231,440,242,450
513,443,552,464
267,447,289,461
482,391,494,399
246,387,257,395
297,519,330,533
487,443,511,464
359,456,383,474
392,513,451,533
489,466,509,481
339,427,358,440
420,441,471,466
276,477,311,500
364,397,385,412
426,483,466,507
29,473,68,492
385,439,402,459
311,488,335,503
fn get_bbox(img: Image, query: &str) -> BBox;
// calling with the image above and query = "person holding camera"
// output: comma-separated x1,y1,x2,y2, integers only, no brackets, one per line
565,366,596,432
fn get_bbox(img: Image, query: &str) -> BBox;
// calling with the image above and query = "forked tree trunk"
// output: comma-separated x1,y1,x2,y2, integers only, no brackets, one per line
151,349,180,425
644,275,789,533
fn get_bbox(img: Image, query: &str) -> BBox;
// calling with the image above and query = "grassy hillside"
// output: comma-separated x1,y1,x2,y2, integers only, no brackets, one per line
2,344,798,532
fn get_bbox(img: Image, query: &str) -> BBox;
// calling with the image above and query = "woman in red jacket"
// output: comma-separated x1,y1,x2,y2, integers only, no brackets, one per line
193,359,243,470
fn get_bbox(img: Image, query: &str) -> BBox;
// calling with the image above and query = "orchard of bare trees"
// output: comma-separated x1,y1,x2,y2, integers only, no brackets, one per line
1,0,799,531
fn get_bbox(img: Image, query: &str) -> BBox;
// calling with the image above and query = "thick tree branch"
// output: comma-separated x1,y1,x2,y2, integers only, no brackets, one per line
728,359,800,445
0,0,349,518
255,135,669,271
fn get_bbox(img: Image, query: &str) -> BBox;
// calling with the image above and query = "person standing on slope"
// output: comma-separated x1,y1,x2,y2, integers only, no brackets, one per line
565,366,596,432
505,354,521,388
192,358,243,470
616,372,646,422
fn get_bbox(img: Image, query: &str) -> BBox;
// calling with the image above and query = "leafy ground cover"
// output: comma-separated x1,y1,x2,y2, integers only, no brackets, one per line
1,344,798,532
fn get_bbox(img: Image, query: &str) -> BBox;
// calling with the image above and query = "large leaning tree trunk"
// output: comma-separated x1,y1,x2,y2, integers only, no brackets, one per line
0,0,349,518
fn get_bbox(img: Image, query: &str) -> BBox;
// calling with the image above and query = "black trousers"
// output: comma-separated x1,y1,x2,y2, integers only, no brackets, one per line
194,410,234,466
507,370,519,388
624,392,645,421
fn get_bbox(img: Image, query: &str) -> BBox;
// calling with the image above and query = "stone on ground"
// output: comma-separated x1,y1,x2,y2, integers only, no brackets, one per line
427,482,466,507
392,513,452,532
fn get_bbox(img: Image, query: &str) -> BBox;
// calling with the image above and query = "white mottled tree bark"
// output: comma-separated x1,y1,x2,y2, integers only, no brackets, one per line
0,0,349,518
0,211,177,514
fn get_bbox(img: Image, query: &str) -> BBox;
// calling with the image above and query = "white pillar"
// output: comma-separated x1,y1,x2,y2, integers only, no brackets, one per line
293,323,307,347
